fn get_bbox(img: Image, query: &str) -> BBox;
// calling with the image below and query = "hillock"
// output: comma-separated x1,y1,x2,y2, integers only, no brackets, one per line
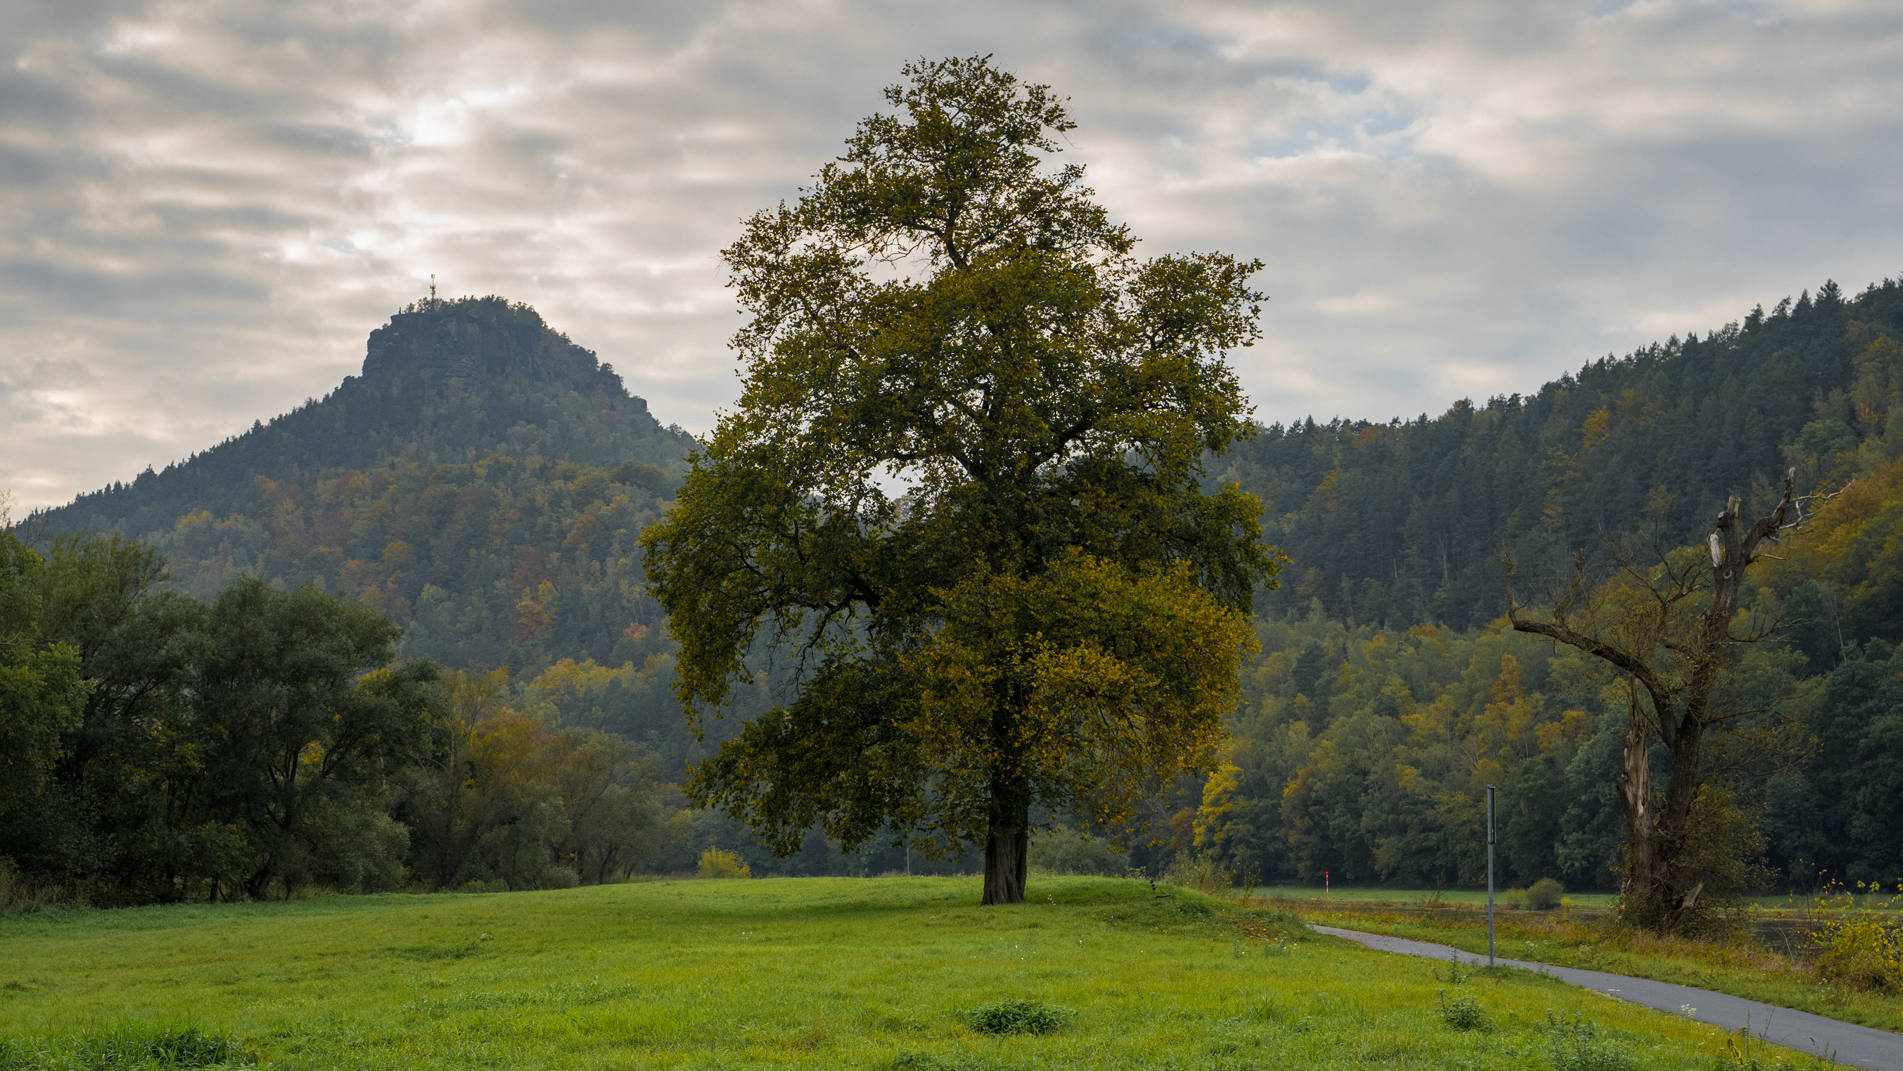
30,296,697,673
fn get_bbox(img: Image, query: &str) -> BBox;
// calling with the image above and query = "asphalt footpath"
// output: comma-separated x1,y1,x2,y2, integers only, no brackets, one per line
1310,924,1903,1070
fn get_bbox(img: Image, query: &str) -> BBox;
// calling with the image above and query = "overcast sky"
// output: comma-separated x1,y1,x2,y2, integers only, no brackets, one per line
2,0,1899,510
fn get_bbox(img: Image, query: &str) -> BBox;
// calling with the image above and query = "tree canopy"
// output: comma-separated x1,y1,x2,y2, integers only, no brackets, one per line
641,56,1278,904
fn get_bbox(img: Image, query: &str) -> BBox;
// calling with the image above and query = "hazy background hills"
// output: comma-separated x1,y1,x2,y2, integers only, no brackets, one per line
18,276,1903,889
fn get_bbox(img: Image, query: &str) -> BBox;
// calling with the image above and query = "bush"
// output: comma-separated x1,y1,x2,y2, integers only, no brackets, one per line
1028,826,1128,877
1435,991,1491,1031
697,847,751,880
1526,877,1565,911
963,998,1073,1036
1812,881,1903,992
1815,916,1903,992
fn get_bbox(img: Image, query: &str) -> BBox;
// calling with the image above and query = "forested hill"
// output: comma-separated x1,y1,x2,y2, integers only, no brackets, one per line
29,296,698,673
1224,277,1903,630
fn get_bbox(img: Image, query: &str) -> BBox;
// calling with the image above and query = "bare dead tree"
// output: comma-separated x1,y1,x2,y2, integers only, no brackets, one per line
1506,470,1816,933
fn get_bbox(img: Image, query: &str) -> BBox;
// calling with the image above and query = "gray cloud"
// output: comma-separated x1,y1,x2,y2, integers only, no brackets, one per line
2,0,1900,509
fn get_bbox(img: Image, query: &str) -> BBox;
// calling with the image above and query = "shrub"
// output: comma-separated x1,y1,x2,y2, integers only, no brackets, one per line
1812,881,1903,992
1028,826,1128,876
1527,878,1565,911
697,848,751,880
1434,990,1491,1031
963,998,1073,1036
1500,887,1527,910
1544,1012,1636,1071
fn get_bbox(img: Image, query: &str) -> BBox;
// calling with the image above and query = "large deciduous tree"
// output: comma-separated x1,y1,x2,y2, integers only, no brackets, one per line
641,57,1278,904
193,577,441,899
1507,476,1806,933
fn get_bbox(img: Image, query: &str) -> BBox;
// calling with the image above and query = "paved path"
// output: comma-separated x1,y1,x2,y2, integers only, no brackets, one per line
1311,925,1903,1070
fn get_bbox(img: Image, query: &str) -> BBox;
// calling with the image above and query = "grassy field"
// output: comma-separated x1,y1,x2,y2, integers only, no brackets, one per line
0,877,1835,1070
1294,903,1903,1036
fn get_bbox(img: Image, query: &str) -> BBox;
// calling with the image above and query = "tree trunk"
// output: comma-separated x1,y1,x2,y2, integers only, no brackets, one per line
981,775,1030,905
1615,684,1655,914
1511,477,1799,935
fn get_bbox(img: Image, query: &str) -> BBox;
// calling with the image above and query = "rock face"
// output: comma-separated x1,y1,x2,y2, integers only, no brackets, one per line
362,297,643,409
367,304,549,382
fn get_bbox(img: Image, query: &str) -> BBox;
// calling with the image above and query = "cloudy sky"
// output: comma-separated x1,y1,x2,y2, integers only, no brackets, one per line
2,0,1899,510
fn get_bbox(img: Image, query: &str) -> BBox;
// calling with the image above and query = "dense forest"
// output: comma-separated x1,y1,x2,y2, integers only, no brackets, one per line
1192,279,1903,892
7,280,1903,901
1225,278,1903,630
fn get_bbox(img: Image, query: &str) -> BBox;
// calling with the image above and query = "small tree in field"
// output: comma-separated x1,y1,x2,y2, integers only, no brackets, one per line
640,56,1278,905
1508,475,1808,933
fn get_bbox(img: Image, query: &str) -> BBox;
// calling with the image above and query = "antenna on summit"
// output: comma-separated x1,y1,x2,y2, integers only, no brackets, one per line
430,274,437,302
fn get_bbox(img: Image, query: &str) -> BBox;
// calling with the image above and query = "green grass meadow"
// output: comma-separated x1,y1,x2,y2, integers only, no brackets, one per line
0,877,1815,1070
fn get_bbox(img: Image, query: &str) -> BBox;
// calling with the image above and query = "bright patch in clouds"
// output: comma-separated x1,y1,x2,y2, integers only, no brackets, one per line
1,0,1899,508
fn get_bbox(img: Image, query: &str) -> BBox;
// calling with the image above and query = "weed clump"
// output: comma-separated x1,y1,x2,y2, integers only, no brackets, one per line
1434,990,1491,1032
963,998,1073,1036
0,1025,253,1070
1543,1011,1635,1071
887,1053,1003,1071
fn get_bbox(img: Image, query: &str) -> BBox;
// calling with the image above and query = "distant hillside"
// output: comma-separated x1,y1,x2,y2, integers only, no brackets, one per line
1221,277,1903,630
31,296,698,672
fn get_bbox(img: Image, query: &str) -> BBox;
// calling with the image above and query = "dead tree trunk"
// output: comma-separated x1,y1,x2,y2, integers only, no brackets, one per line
1509,473,1797,933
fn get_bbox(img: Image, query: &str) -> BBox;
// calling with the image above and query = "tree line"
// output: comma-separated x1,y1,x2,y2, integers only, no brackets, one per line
0,532,714,903
1188,330,1903,910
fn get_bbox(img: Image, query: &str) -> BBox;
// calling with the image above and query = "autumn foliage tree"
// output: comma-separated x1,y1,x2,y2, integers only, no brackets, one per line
640,56,1278,904
1508,476,1807,933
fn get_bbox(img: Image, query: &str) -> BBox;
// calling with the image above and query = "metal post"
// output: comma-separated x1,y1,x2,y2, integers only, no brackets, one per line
1486,783,1496,966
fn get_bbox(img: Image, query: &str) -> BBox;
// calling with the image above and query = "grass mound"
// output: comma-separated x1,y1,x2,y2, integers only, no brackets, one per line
0,1025,251,1071
963,998,1073,1036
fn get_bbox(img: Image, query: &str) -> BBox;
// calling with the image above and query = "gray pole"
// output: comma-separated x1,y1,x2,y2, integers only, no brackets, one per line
1486,783,1496,966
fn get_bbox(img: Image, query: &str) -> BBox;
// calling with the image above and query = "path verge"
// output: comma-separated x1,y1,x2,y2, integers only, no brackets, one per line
1312,924,1902,1071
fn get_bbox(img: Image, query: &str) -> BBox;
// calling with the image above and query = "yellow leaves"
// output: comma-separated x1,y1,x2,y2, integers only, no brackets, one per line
381,540,415,570
1402,694,1457,745
1536,709,1597,757
1580,407,1611,451
1194,761,1241,850
174,508,214,534
1854,335,1903,372
1312,470,1341,513
899,550,1251,827
515,579,555,641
